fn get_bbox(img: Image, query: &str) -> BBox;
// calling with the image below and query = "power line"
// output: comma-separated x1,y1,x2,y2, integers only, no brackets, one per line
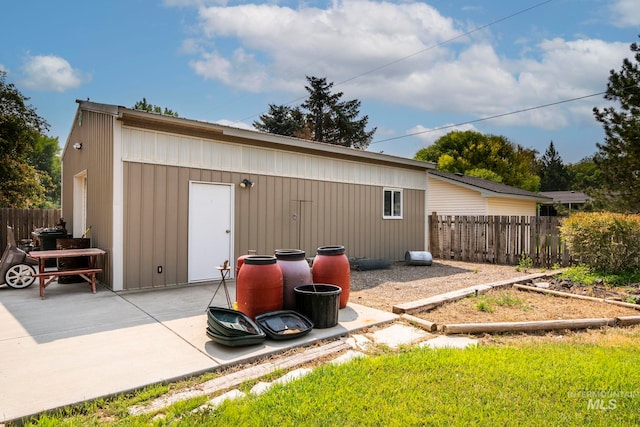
233,0,555,124
336,0,554,86
370,90,607,145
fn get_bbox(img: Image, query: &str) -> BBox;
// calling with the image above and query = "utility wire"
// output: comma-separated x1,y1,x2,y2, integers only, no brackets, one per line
233,0,555,124
370,90,607,145
336,0,554,86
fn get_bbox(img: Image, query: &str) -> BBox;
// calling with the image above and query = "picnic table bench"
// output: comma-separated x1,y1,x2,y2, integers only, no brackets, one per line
30,248,106,299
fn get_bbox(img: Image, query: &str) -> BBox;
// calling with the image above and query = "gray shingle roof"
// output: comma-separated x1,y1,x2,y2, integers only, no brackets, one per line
428,170,552,202
539,191,592,204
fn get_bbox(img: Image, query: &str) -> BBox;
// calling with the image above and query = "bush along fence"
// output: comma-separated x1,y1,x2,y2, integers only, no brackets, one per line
428,213,574,268
0,208,62,250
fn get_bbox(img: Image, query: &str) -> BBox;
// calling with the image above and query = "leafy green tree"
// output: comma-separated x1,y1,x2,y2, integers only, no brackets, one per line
0,71,49,207
567,155,603,193
254,76,376,149
592,37,640,213
538,141,571,191
465,168,504,183
414,130,540,192
133,98,179,117
562,155,607,212
254,104,306,137
30,135,61,207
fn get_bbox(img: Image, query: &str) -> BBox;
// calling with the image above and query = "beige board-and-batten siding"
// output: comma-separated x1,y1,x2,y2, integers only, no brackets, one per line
61,106,115,288
121,126,427,291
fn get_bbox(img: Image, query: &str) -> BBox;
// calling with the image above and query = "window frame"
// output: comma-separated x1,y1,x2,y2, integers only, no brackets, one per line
383,187,403,219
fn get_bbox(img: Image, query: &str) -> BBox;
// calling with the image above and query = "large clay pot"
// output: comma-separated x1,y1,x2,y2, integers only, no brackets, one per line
236,255,283,319
275,249,313,310
312,245,350,308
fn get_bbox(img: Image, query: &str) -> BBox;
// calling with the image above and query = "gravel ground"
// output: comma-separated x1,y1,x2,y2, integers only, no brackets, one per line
349,259,542,312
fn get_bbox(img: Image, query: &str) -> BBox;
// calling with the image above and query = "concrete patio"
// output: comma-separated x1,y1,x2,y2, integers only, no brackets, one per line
0,279,397,423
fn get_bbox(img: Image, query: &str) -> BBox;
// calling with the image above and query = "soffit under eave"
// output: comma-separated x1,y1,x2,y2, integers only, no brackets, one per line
481,192,553,203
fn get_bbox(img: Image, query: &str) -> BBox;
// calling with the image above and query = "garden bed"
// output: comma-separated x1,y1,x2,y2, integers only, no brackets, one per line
542,277,640,303
420,288,640,325
351,260,640,334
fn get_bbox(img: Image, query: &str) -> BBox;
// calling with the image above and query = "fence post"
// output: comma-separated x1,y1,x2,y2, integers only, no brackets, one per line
0,208,62,249
427,213,570,266
429,212,438,258
444,216,452,260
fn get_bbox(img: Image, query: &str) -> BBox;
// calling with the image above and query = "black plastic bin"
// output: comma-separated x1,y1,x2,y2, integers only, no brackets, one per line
56,238,91,283
294,284,341,329
33,229,68,267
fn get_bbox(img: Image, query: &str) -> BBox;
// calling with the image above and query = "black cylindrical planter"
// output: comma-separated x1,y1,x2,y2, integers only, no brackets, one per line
57,237,91,283
294,284,341,329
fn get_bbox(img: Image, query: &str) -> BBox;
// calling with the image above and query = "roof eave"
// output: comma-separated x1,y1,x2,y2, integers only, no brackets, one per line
116,104,435,171
429,173,551,203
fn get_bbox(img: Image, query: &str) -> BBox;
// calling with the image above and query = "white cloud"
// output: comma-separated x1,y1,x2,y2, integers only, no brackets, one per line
214,118,253,130
177,0,634,131
408,123,477,148
190,48,268,92
503,38,630,128
163,0,226,7
609,0,640,27
190,1,459,92
179,38,203,55
21,55,89,92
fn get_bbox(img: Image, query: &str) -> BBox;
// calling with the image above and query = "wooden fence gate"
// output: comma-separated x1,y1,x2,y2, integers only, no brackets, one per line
0,208,62,250
428,213,573,267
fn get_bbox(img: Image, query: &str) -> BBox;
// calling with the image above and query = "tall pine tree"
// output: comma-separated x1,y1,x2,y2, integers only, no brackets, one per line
539,141,571,191
133,98,179,117
253,76,376,149
593,37,640,212
254,104,306,138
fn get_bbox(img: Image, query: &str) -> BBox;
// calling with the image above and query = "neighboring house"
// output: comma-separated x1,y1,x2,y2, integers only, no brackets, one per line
61,100,435,291
539,191,592,216
427,170,552,217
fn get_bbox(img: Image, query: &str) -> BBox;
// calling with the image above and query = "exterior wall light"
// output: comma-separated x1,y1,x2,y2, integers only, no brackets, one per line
239,178,254,188
73,142,83,150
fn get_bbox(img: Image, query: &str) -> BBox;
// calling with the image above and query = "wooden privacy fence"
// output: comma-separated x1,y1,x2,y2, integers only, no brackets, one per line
0,208,62,250
428,213,573,268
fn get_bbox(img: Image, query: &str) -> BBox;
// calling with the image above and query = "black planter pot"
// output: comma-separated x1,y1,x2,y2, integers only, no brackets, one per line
294,284,341,329
255,310,314,340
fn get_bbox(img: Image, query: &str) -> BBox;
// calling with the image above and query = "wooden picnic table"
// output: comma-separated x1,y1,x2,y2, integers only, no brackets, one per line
30,248,106,299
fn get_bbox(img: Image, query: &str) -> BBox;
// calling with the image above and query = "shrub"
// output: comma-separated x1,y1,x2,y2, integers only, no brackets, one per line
560,212,640,273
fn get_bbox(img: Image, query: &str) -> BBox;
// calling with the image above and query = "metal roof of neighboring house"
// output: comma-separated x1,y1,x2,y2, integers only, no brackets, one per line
73,99,436,172
539,191,592,204
428,169,553,202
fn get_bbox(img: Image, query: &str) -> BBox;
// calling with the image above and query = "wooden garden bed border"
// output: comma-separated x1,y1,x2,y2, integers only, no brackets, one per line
394,271,640,335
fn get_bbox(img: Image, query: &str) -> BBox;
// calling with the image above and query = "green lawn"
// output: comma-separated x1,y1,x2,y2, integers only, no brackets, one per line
29,327,640,426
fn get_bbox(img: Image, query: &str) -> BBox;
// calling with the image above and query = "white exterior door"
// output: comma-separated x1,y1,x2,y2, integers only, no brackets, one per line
188,182,234,283
73,171,88,238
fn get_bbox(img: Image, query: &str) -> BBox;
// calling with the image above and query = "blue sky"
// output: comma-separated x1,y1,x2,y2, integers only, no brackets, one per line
2,0,639,163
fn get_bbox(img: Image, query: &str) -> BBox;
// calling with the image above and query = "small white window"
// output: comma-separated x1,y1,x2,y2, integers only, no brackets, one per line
383,188,403,219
